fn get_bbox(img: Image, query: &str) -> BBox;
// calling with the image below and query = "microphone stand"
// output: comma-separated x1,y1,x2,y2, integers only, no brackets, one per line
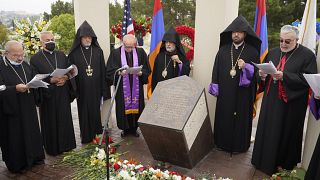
99,68,124,180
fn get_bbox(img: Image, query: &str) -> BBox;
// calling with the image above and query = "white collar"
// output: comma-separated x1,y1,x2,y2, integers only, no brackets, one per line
233,41,244,49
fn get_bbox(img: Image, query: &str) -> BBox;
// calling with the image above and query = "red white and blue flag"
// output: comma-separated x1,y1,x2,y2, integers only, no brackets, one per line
122,0,134,36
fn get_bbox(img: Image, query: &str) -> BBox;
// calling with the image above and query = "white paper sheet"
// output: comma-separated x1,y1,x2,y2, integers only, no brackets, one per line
303,74,320,97
26,74,50,89
126,65,143,75
50,64,78,78
252,61,277,74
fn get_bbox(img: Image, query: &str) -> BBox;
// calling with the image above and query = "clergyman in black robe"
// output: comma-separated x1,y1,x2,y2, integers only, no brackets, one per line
251,25,317,175
0,41,45,173
304,96,320,180
30,31,76,156
151,27,190,92
106,34,150,137
69,21,110,143
208,15,261,153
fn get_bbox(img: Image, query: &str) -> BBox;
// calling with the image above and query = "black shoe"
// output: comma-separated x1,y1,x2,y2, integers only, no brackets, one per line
133,131,140,137
121,131,127,137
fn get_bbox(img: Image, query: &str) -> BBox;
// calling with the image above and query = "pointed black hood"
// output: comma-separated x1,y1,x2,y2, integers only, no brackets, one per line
69,20,101,54
160,27,186,59
220,15,261,53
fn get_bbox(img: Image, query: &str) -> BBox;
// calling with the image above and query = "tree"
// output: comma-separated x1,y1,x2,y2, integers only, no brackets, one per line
51,0,74,17
43,0,74,21
0,23,8,49
48,14,75,53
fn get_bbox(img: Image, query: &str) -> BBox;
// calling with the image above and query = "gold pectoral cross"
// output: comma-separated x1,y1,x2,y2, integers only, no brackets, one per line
86,65,93,76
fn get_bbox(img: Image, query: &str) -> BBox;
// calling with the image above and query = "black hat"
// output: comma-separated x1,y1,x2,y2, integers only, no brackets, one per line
69,20,101,54
219,15,261,53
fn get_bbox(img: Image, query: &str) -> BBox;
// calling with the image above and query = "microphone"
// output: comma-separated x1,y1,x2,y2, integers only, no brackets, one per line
116,65,129,72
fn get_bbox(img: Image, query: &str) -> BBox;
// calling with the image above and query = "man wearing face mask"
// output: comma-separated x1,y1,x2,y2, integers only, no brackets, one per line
252,25,317,175
151,27,190,91
106,34,150,137
30,31,76,156
0,40,45,172
68,21,110,143
209,15,261,154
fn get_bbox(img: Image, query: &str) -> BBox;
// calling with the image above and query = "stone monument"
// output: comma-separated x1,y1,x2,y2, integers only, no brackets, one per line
139,76,213,168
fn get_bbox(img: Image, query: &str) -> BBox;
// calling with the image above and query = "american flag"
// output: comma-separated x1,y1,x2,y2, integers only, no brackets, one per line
122,0,134,36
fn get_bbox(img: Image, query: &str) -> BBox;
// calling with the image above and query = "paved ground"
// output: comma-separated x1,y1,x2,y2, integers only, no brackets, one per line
0,100,271,180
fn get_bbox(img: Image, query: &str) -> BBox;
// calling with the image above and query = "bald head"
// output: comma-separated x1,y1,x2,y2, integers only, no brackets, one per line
122,34,137,53
4,40,24,64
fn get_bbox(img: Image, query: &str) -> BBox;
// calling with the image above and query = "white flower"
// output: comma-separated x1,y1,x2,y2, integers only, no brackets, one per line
185,177,193,180
173,175,182,180
123,160,129,164
97,148,106,160
118,170,131,179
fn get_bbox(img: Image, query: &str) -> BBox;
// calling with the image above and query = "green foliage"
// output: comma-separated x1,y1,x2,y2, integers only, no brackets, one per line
109,0,196,34
48,14,75,53
51,0,74,17
0,23,8,49
239,0,308,49
266,167,306,180
43,0,74,21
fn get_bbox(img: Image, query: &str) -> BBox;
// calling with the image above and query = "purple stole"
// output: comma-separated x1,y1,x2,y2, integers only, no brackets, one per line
121,46,140,115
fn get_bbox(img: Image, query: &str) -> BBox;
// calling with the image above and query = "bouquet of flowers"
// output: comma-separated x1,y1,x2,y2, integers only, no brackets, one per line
111,16,152,40
11,16,60,57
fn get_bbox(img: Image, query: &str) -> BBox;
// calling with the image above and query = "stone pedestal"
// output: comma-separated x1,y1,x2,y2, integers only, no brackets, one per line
139,76,213,168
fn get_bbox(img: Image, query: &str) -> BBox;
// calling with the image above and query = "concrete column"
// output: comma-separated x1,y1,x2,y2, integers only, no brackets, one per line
73,0,111,126
302,43,320,169
193,0,239,129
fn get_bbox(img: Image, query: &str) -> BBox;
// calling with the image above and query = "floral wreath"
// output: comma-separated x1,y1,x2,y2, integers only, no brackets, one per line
175,25,195,61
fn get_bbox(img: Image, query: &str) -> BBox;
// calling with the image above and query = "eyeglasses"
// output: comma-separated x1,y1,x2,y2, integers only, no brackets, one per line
280,39,295,44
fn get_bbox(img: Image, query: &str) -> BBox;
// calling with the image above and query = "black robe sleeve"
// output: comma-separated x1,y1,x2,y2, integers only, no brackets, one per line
151,54,160,91
211,49,221,84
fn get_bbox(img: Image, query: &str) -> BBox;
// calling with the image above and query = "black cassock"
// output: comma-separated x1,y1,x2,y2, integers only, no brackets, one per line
151,51,190,91
305,98,320,180
30,50,76,156
69,46,109,143
0,58,45,173
106,47,150,132
305,132,320,180
212,43,259,152
252,45,317,175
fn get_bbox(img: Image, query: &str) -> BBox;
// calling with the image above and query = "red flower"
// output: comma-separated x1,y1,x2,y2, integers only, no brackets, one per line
113,162,120,171
175,25,195,61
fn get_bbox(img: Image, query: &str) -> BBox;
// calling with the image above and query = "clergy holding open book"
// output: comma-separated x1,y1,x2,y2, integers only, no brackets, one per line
30,31,76,156
208,15,261,153
252,25,317,175
0,40,45,172
106,34,150,137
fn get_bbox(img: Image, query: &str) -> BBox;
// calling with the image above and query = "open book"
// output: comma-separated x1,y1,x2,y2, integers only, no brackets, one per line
126,65,143,75
51,64,78,78
26,74,50,89
252,61,277,74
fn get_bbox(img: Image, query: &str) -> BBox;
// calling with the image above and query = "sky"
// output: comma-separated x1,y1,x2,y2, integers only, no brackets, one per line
0,0,72,14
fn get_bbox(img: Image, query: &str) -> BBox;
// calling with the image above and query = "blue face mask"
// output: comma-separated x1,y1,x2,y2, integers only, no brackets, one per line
7,57,23,65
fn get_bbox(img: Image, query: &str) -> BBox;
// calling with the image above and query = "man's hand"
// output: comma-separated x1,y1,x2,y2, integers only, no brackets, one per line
273,71,283,81
56,75,68,86
119,70,127,76
237,59,246,69
258,70,267,80
50,77,60,84
16,84,28,93
171,55,182,64
314,95,320,100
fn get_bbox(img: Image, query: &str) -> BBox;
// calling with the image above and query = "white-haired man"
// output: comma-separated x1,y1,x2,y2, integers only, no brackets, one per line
252,25,317,175
106,34,150,137
0,40,45,173
30,31,76,155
